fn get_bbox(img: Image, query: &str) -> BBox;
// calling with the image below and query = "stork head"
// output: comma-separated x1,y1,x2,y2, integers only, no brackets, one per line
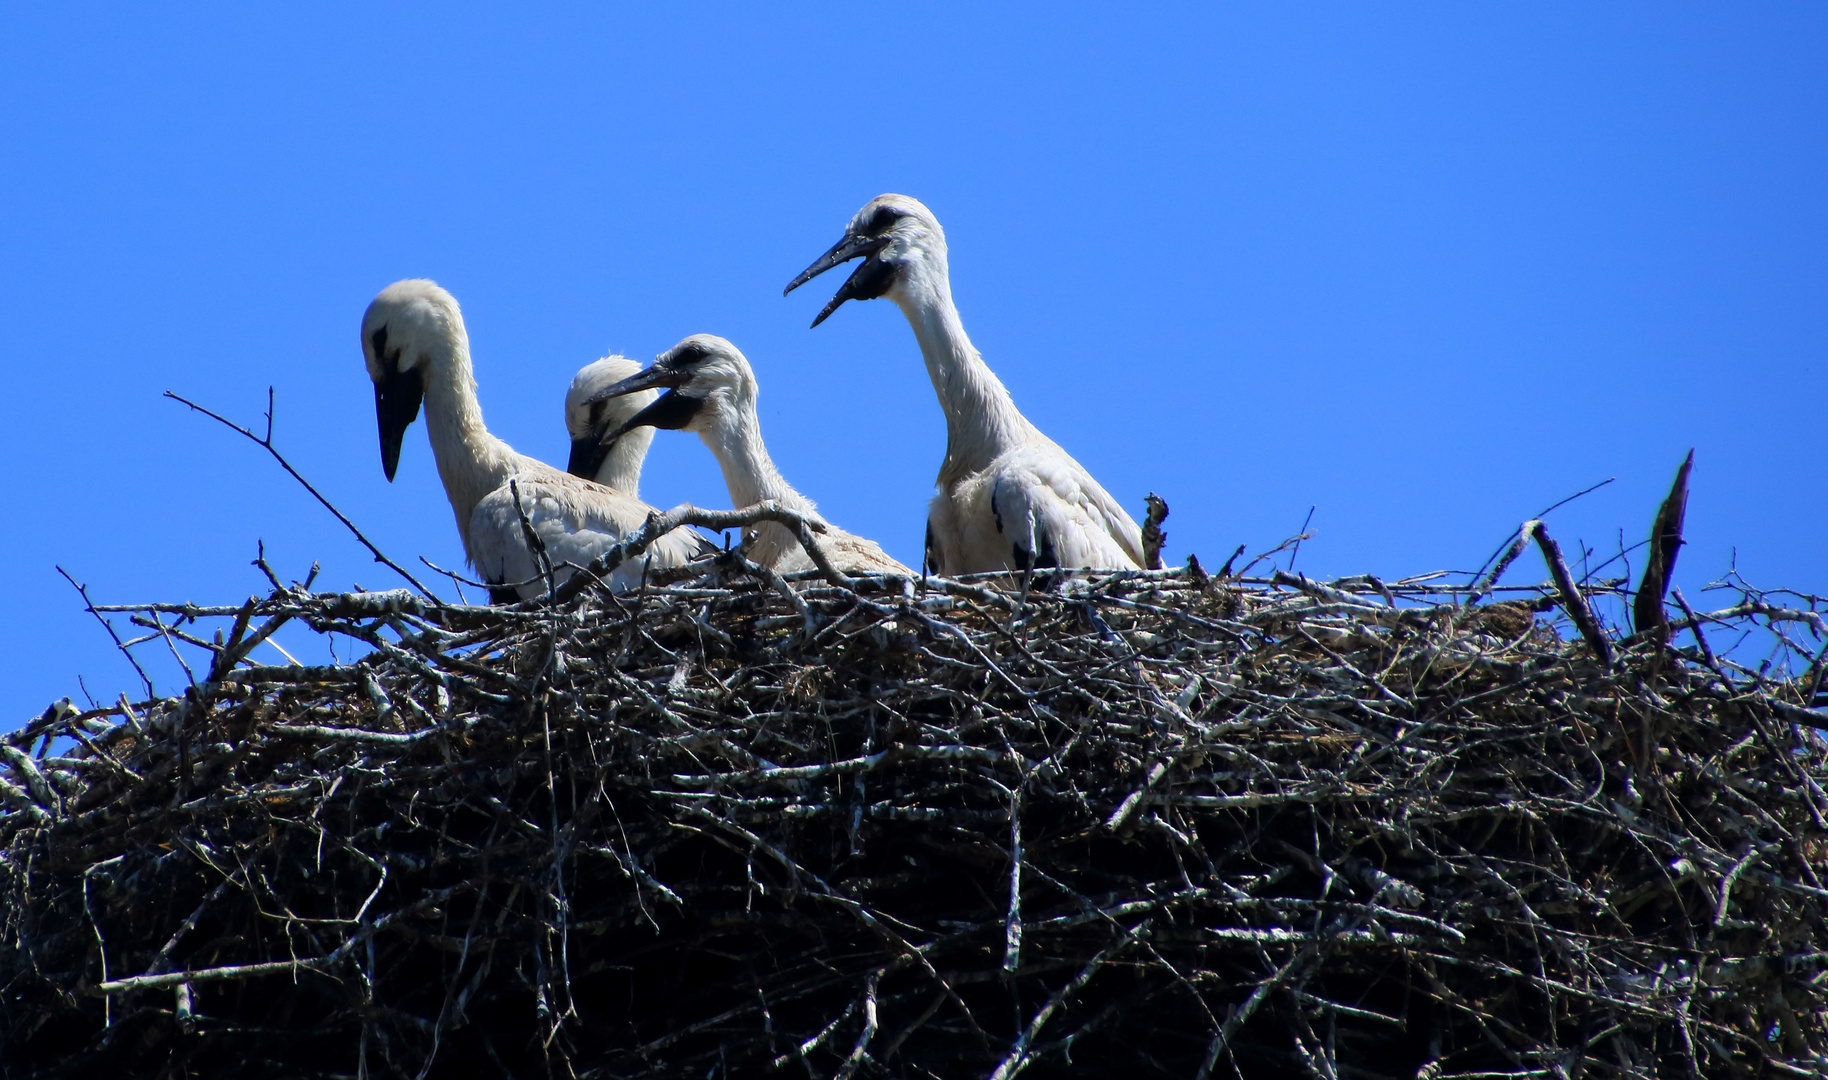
784,194,944,327
580,334,756,441
562,355,659,487
361,279,465,481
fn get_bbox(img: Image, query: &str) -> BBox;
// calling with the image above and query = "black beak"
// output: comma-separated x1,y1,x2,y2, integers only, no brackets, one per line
615,390,705,436
581,363,689,407
567,362,703,476
373,355,424,482
784,232,894,327
567,435,611,480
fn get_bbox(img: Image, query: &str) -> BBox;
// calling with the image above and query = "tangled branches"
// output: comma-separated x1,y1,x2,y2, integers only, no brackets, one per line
2,556,1825,1079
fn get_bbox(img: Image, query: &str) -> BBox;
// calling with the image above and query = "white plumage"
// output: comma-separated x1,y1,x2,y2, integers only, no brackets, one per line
360,279,712,601
576,334,912,576
785,194,1144,577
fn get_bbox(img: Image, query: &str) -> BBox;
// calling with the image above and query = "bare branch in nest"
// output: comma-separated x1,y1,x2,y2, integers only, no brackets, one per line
1237,530,1315,579
1526,519,1614,667
1467,523,1530,606
1633,449,1695,643
507,479,556,601
1467,475,1616,589
164,388,439,600
547,500,845,604
56,566,156,699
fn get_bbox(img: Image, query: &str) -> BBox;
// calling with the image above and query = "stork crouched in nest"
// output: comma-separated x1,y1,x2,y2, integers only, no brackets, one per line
562,355,660,495
787,194,1145,579
361,279,713,601
574,333,911,576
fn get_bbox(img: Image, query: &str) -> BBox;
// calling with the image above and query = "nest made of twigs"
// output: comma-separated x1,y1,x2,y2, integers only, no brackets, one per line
2,560,1826,1080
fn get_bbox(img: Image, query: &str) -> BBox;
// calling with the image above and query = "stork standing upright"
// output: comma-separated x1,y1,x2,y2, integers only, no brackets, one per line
563,355,658,493
360,280,712,601
784,195,1145,578
574,334,912,576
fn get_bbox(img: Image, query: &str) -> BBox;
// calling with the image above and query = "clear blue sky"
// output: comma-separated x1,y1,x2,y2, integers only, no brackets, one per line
2,5,1823,721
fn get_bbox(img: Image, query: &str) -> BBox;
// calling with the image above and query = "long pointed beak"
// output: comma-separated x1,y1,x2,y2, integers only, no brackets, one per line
811,256,898,327
785,232,895,328
374,365,424,481
613,389,705,438
581,364,687,408
569,364,703,477
785,232,884,295
567,435,611,480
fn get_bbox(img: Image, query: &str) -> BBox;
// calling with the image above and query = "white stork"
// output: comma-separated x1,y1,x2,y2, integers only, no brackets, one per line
361,279,713,602
562,355,658,493
574,334,912,576
784,194,1145,577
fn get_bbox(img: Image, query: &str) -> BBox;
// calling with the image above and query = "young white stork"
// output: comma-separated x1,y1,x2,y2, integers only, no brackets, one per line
784,195,1145,577
573,334,912,576
361,279,713,602
562,355,659,492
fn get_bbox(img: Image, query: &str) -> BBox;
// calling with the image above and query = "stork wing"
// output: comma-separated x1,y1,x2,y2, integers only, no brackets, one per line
770,526,913,576
824,529,914,575
469,473,711,599
983,447,1145,572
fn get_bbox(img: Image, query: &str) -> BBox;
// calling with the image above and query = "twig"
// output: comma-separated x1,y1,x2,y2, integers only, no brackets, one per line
1005,784,1024,973
549,501,839,604
508,479,556,601
98,957,325,994
1287,506,1317,571
1467,476,1616,587
987,918,1152,1080
832,968,883,1080
56,566,155,699
1526,520,1613,667
164,389,438,600
1633,449,1694,641
1238,531,1315,579
1467,525,1530,606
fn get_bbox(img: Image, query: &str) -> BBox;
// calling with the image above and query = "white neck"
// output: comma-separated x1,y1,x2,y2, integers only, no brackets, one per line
417,334,524,559
698,401,814,566
594,426,651,496
892,259,1034,484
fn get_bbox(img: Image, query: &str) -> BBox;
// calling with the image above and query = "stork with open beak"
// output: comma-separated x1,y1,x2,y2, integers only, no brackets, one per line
361,279,714,602
574,334,911,576
785,195,1145,577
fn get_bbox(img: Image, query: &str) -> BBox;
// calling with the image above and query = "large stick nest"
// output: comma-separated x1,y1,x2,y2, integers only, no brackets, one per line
2,557,1826,1079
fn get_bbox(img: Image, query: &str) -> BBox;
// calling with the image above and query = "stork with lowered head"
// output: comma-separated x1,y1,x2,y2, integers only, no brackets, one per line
361,279,712,602
563,354,659,492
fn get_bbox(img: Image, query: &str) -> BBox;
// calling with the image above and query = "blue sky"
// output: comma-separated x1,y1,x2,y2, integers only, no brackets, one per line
2,5,1823,720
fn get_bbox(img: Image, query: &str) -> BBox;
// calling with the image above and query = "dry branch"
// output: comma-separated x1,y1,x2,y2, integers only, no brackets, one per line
1527,519,1615,667
1634,449,1695,642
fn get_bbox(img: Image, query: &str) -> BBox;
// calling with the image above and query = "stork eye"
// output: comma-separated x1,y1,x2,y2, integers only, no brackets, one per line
370,326,389,357
589,400,605,425
865,206,905,235
672,343,710,366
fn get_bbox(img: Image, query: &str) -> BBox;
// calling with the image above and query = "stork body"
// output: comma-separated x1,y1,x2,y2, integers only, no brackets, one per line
360,280,711,601
786,195,1144,577
576,334,911,576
